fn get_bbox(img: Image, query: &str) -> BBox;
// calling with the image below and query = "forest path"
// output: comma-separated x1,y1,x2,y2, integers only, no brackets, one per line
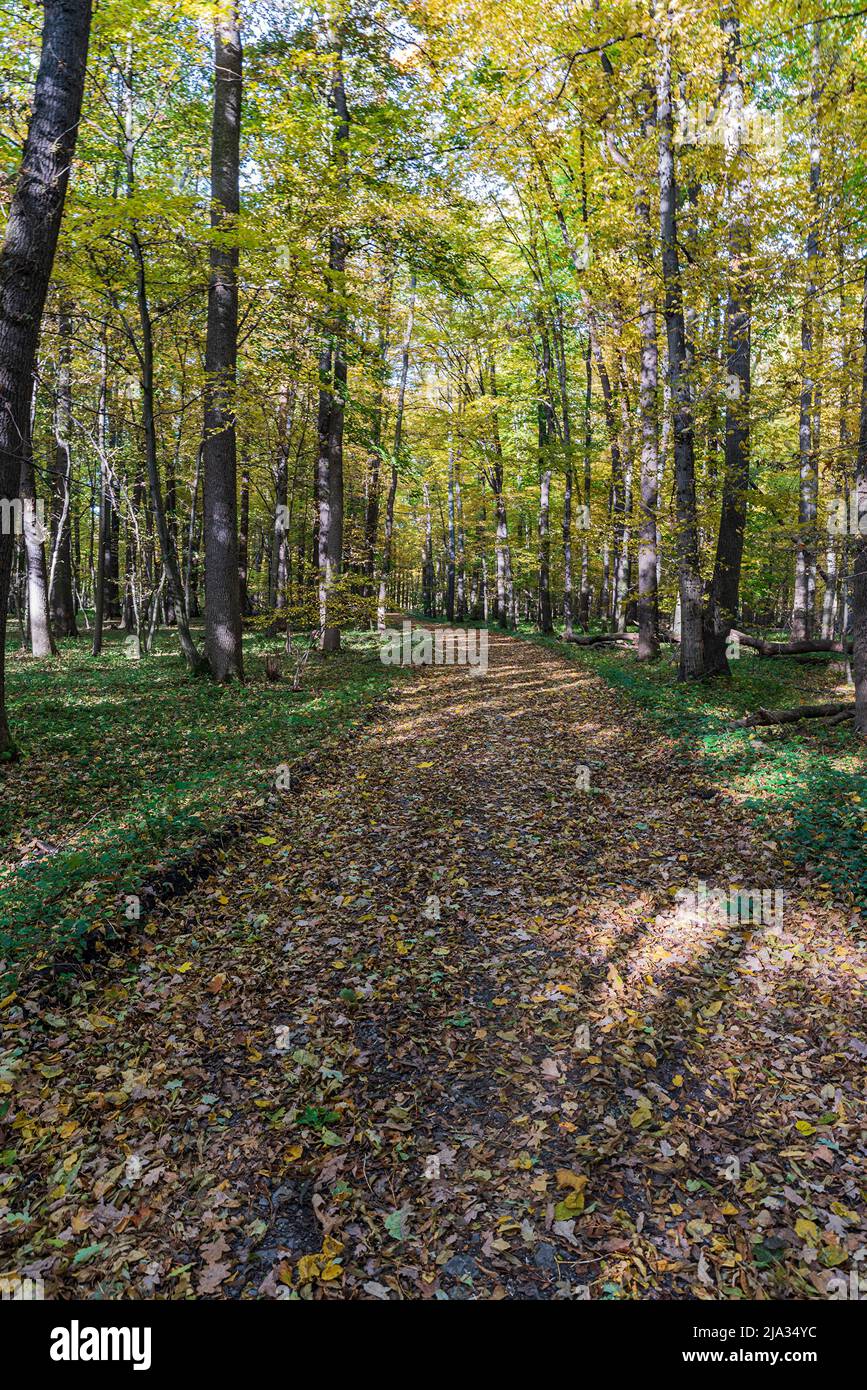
10,627,865,1299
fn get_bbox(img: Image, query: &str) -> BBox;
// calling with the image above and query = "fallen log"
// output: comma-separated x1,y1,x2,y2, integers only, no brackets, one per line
730,630,852,658
825,710,855,727
565,631,638,646
733,701,855,728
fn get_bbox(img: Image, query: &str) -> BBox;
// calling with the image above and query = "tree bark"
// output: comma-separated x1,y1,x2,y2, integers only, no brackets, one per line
636,193,660,659
239,462,250,615
123,58,200,669
317,28,349,652
793,25,822,642
0,0,91,756
203,6,244,680
853,259,867,735
377,276,414,630
657,13,704,679
704,4,752,677
48,304,78,636
536,317,554,634
19,382,55,658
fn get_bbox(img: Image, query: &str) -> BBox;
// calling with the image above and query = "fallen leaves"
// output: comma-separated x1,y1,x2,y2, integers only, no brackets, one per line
2,631,865,1303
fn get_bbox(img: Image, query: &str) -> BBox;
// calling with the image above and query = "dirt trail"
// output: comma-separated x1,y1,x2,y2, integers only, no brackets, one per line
7,629,865,1299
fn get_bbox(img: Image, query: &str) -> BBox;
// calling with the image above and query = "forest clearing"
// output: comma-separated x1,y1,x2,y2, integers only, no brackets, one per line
0,0,866,1336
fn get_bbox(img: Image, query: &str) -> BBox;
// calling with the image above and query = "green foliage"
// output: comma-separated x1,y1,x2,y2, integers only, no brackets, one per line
554,640,867,906
0,624,402,980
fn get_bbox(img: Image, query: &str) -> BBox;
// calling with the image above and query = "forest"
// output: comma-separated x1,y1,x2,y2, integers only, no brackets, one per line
0,0,866,1316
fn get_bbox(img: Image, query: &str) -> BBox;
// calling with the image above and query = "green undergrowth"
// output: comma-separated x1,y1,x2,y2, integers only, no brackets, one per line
0,623,403,978
542,629,867,907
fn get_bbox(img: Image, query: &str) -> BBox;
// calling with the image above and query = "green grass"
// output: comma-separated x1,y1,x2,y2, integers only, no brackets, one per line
0,623,402,977
540,632,867,906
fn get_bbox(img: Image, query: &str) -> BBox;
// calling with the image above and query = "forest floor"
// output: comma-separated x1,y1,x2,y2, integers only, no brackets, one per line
0,624,397,971
2,626,866,1300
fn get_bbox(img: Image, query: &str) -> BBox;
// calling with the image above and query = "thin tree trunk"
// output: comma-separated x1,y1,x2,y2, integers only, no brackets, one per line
793,24,822,642
20,381,55,657
537,318,554,634
48,304,78,636
318,28,349,653
657,12,704,679
852,260,867,734
446,439,457,620
377,276,415,631
124,62,200,669
92,338,109,656
635,160,660,659
239,462,250,616
704,2,752,677
203,6,244,680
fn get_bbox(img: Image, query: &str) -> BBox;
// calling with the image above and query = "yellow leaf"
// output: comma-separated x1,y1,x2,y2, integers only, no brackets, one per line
555,1169,588,1193
795,1218,818,1242
320,1260,343,1281
177,962,193,973
284,1144,303,1164
795,1120,816,1136
296,1254,322,1283
416,761,434,768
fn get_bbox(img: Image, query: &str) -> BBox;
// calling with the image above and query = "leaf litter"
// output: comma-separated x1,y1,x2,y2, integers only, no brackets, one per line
1,631,865,1300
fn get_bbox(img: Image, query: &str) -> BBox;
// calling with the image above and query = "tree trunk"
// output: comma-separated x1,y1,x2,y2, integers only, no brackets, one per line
203,7,244,681
657,15,704,679
704,3,752,677
124,59,200,670
635,167,660,659
853,260,867,735
239,462,250,616
377,276,415,630
486,356,514,628
0,0,91,756
92,338,109,657
317,30,349,653
793,25,822,642
19,383,55,657
48,304,78,636
537,319,554,634
446,441,457,620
